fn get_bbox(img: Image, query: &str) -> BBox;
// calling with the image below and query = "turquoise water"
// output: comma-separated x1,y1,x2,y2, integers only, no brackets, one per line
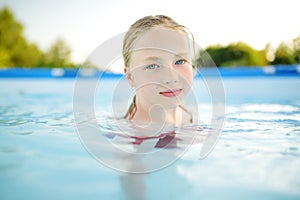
1,77,300,200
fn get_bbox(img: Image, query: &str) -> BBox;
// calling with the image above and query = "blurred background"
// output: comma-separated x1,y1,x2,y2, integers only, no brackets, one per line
0,0,299,72
1,2,300,199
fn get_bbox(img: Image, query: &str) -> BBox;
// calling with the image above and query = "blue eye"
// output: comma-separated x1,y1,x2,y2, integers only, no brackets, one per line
175,59,185,65
146,64,159,70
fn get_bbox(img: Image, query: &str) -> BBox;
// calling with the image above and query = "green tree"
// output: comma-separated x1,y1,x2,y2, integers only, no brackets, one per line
292,36,300,63
42,38,74,68
0,7,42,67
271,42,295,65
203,42,267,67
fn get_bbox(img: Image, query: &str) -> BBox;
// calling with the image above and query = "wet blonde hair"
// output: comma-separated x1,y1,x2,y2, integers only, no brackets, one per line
123,15,195,120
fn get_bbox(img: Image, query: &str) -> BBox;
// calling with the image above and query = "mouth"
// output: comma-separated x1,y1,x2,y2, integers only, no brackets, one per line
159,89,182,97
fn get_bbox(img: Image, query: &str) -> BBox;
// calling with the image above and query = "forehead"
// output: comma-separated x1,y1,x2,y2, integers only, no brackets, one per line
131,27,190,56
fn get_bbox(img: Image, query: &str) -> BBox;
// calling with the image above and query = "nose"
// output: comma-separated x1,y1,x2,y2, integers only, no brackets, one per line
160,67,179,84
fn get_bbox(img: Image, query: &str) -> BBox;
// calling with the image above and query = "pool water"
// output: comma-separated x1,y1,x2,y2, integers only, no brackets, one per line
1,77,300,200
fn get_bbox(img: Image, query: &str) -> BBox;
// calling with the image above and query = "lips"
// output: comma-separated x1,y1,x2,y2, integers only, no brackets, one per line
159,89,182,97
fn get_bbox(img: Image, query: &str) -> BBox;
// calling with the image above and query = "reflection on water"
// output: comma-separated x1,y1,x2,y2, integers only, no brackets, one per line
75,111,211,174
1,79,300,199
98,117,206,150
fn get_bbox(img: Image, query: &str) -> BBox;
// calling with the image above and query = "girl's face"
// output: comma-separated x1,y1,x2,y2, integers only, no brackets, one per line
126,27,194,109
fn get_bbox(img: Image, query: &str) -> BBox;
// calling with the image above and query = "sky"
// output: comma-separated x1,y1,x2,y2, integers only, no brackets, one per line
1,0,300,66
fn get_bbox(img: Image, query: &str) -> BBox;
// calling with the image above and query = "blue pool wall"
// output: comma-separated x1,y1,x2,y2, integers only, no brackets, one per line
0,65,299,78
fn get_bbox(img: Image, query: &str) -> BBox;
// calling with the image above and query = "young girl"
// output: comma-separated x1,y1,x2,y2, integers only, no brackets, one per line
123,15,196,127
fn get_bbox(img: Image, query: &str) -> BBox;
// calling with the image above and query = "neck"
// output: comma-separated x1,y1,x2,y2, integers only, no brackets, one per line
133,98,183,126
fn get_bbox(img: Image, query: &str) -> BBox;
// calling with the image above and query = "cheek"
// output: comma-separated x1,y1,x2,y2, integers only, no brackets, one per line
133,74,162,101
136,85,160,102
133,72,162,87
179,68,194,86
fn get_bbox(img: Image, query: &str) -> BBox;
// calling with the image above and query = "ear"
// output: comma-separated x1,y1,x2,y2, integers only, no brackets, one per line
124,66,135,87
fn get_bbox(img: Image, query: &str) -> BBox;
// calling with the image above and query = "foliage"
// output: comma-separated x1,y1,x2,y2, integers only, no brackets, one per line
201,37,300,67
41,38,74,68
0,7,43,67
1,6,300,68
270,36,300,65
293,36,300,63
0,7,77,68
203,42,268,67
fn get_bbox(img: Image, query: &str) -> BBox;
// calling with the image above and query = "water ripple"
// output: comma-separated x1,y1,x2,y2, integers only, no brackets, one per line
0,104,74,135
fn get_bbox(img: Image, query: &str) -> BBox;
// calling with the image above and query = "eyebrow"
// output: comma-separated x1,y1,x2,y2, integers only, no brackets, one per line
175,52,191,59
144,56,161,62
143,52,191,62
175,52,190,57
